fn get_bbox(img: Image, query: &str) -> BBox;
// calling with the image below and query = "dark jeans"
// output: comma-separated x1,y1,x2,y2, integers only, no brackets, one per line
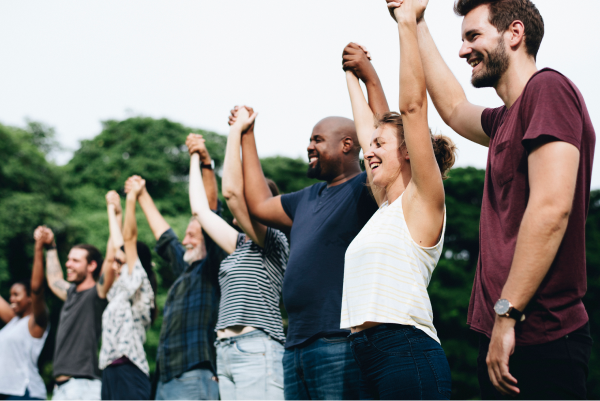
349,324,452,400
477,322,593,400
283,335,360,399
0,389,43,400
101,362,151,400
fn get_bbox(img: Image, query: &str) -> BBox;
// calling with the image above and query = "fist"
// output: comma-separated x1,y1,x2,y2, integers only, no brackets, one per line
228,106,256,133
105,190,122,213
125,175,146,197
386,0,428,23
35,226,55,246
342,43,375,83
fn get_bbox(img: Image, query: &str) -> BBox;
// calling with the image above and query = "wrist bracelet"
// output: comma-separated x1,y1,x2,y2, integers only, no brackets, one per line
44,244,57,251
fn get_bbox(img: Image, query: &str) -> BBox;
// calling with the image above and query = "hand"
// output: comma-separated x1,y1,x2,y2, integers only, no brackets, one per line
124,175,147,198
33,226,45,243
35,226,55,247
486,317,519,396
386,0,427,23
342,43,377,83
186,134,211,163
228,106,257,133
105,190,122,214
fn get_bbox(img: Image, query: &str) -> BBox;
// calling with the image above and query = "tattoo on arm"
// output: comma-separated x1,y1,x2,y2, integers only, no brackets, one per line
99,273,105,286
46,250,63,277
53,281,70,292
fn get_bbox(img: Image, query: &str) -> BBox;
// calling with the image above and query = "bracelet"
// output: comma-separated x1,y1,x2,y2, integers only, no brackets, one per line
44,244,57,251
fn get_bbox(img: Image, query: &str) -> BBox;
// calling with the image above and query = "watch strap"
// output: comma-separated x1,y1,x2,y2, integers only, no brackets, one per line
201,162,213,170
509,307,526,322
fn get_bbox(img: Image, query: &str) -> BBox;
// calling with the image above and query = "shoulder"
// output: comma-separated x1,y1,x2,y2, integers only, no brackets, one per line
524,68,581,102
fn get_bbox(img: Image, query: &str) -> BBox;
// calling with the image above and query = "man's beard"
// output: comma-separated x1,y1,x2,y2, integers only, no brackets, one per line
307,160,322,179
471,36,509,88
183,246,203,264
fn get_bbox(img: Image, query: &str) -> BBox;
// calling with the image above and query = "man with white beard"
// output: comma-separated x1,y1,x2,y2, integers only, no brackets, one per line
129,139,227,400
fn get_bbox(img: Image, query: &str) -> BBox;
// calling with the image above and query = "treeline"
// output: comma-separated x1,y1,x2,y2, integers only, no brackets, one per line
1,117,598,399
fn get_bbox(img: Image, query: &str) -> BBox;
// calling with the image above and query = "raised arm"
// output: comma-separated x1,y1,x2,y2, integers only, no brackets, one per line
131,176,171,241
387,0,488,146
187,136,238,254
30,227,49,336
0,294,14,323
42,228,69,301
240,121,292,230
192,134,219,211
123,182,142,274
222,106,269,247
97,191,121,298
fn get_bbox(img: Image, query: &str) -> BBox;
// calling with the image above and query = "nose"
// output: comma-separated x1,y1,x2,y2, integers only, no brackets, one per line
459,41,471,59
365,148,375,161
307,141,315,152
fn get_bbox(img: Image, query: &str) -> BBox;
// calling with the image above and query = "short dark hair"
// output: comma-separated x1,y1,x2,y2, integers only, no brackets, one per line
12,280,31,296
454,0,544,59
72,244,103,280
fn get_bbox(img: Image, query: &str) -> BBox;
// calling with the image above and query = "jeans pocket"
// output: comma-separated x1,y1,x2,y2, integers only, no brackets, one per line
424,349,452,399
234,339,267,354
369,331,411,357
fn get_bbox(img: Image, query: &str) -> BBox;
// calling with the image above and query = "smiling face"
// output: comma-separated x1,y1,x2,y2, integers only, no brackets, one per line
65,248,94,284
182,219,206,264
112,248,126,276
9,283,31,317
459,4,510,88
306,121,343,182
365,125,407,189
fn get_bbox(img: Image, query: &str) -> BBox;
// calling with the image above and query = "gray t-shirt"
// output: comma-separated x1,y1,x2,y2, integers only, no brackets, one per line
53,285,107,379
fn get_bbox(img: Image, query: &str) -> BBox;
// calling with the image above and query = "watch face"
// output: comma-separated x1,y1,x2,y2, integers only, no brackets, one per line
494,299,510,315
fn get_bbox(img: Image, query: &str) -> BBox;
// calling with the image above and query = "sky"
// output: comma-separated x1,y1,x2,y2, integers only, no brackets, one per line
1,1,599,188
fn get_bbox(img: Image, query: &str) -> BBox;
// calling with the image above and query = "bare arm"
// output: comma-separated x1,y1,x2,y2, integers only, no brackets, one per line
97,192,121,299
0,295,15,323
194,137,219,211
30,228,49,334
222,107,268,247
41,229,69,301
133,178,171,241
189,151,238,254
241,127,292,230
415,18,488,146
486,141,580,395
123,192,140,275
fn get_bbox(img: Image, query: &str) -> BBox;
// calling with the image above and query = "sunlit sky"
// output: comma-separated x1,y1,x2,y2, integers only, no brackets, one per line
1,1,599,188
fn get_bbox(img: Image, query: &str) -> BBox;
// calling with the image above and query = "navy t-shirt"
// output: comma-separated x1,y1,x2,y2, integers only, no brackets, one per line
280,171,378,348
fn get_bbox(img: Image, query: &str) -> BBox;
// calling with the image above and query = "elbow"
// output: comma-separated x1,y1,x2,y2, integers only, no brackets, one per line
399,99,426,116
532,201,572,234
222,186,242,202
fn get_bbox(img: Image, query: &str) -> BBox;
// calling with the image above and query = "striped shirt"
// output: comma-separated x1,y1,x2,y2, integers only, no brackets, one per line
341,193,446,343
215,228,289,343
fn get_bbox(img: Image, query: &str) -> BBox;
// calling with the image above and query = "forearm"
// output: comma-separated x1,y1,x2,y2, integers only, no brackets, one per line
137,191,170,240
398,19,427,115
190,153,212,215
241,131,272,216
363,70,389,116
199,152,219,211
108,205,125,250
0,294,15,322
123,196,138,243
98,238,117,298
46,249,69,299
31,243,45,294
416,19,466,123
346,71,376,151
222,126,244,201
501,205,571,311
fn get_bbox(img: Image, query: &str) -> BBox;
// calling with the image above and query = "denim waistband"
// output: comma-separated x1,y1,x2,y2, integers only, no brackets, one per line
215,329,268,345
348,323,415,340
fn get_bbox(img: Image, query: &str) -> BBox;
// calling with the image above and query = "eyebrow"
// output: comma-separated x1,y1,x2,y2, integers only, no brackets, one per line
464,29,479,40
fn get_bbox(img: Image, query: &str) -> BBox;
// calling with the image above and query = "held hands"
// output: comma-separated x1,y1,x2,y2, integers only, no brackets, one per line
124,175,147,199
186,134,212,164
386,0,428,23
342,43,376,83
228,106,257,133
105,190,122,214
486,316,520,396
34,226,55,248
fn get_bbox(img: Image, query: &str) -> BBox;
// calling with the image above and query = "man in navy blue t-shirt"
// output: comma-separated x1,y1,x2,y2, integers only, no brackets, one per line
237,110,379,399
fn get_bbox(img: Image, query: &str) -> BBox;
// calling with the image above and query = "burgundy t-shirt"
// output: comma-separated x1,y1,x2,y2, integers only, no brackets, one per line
467,68,596,346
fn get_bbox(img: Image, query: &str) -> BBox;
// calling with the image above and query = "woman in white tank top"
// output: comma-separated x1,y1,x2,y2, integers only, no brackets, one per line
341,0,457,399
0,227,52,400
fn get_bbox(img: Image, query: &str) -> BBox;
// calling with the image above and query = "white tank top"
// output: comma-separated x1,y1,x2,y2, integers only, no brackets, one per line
340,193,445,343
0,315,49,399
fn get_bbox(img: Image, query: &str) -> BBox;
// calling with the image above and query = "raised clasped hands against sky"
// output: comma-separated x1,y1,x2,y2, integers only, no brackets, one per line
227,105,257,133
385,0,428,23
33,226,54,247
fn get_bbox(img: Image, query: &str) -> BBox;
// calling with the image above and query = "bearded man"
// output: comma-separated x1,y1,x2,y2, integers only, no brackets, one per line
131,138,227,400
386,0,596,398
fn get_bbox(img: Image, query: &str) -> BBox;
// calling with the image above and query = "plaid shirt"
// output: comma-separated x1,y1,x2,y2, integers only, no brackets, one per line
155,226,227,383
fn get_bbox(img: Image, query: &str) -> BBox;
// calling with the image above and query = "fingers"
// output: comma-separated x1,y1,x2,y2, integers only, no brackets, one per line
33,226,44,241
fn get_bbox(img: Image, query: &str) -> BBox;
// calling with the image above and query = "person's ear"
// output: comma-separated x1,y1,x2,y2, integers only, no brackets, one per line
507,20,525,50
88,260,97,274
341,137,354,154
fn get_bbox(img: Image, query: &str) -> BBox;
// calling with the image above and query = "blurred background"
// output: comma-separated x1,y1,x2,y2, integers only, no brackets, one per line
1,1,599,399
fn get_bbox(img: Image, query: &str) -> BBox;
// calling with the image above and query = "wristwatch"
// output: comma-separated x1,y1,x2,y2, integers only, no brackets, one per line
494,299,526,322
201,160,215,170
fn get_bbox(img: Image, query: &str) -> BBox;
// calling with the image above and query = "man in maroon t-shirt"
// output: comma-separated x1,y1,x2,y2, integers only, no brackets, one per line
385,0,596,398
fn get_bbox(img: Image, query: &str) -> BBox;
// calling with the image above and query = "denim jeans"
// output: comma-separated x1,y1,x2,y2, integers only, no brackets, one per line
0,389,43,400
349,324,452,400
215,330,284,400
52,378,102,400
156,368,219,400
283,335,360,400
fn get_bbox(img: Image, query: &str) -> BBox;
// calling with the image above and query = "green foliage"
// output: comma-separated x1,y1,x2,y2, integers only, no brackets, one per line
0,118,599,400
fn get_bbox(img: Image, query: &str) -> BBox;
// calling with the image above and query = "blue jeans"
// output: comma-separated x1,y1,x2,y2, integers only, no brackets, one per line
0,389,43,400
52,378,102,400
215,330,284,400
349,324,452,400
283,336,360,400
156,368,219,400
